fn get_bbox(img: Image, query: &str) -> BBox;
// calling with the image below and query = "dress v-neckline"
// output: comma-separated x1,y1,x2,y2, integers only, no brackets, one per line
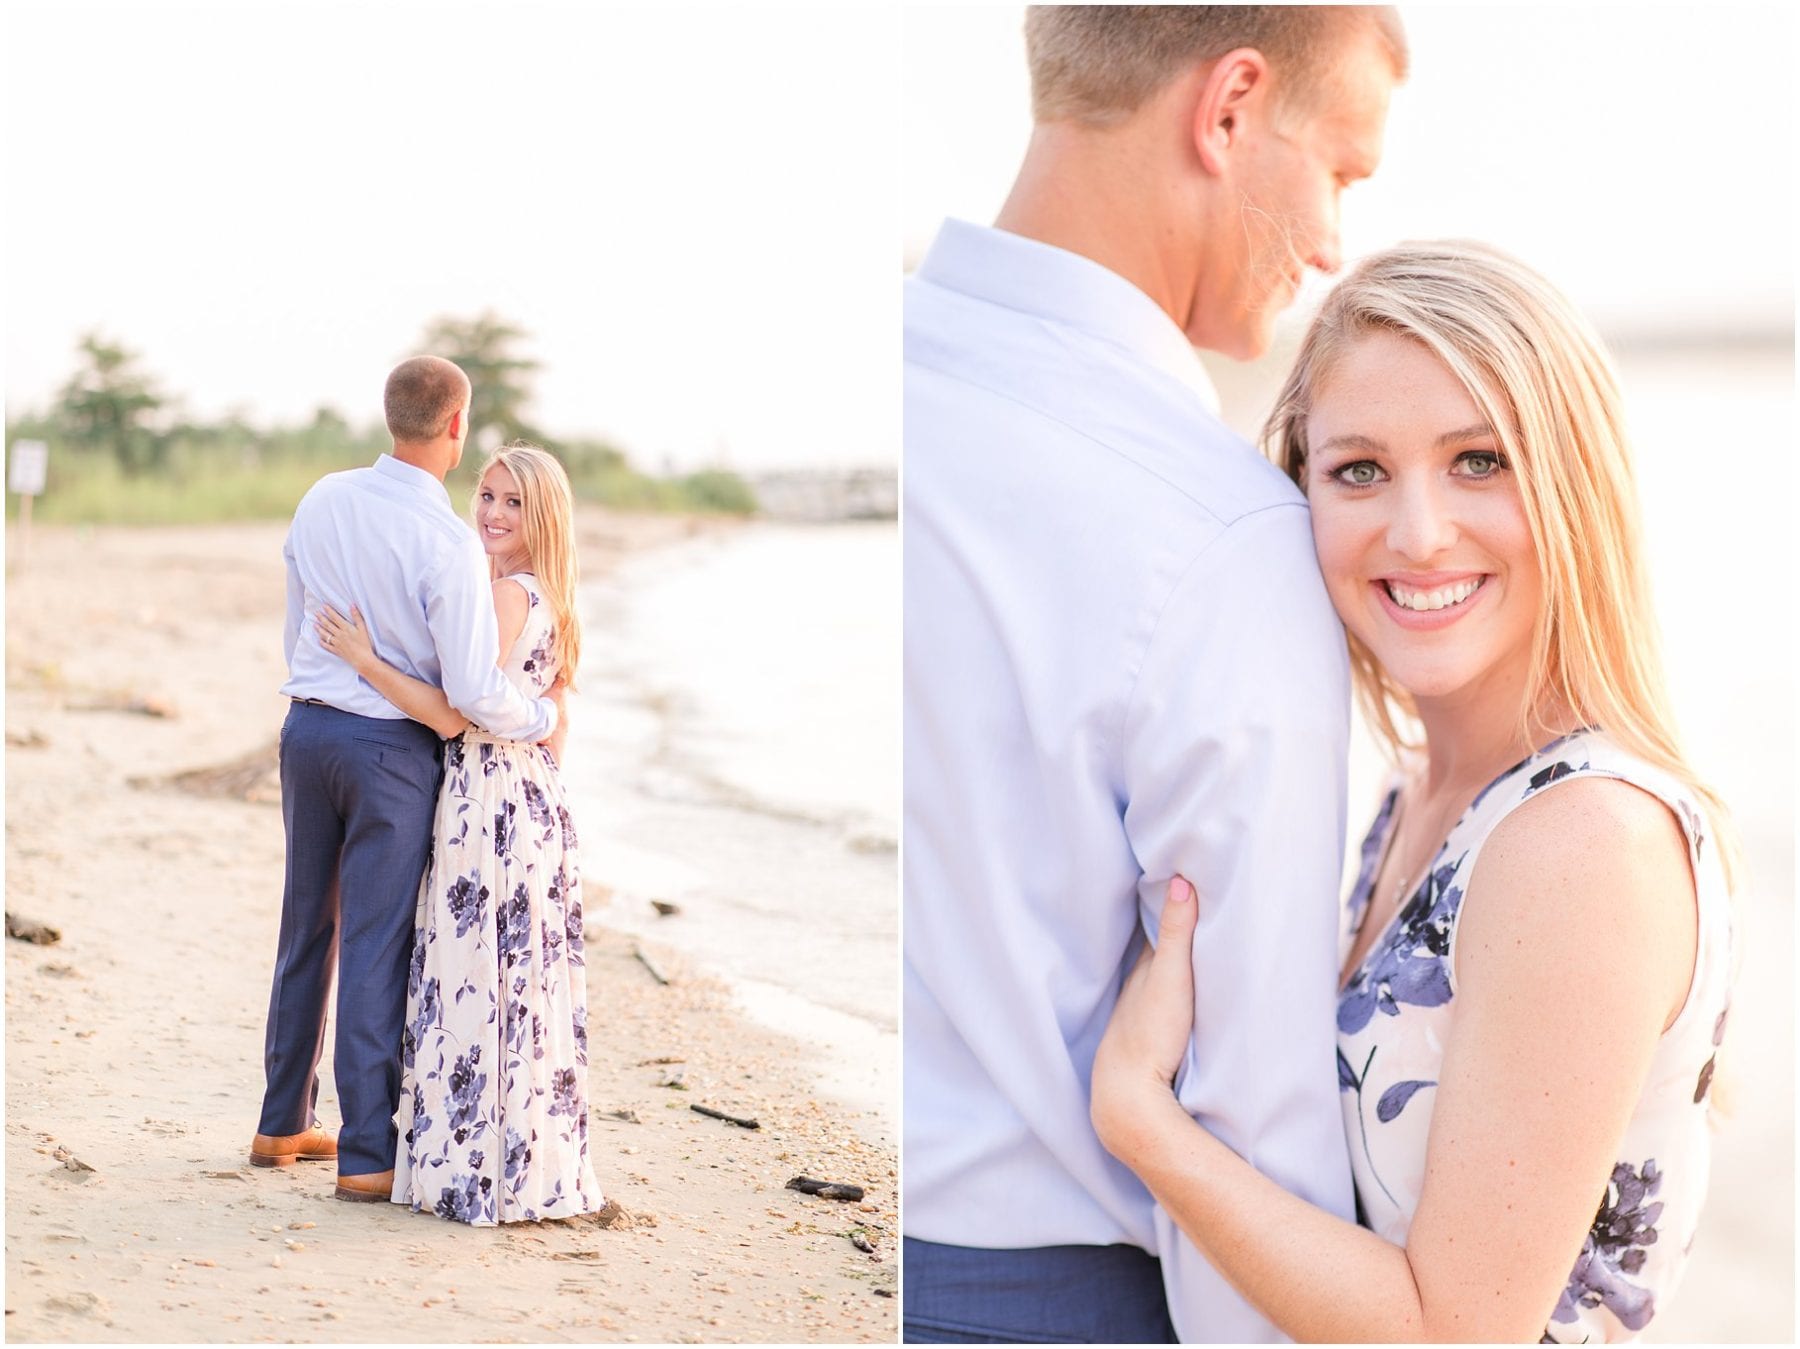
1335,733,1587,997
1339,787,1412,995
1336,775,1491,995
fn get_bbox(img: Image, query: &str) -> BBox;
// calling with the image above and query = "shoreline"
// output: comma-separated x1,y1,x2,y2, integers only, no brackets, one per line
3,513,897,1343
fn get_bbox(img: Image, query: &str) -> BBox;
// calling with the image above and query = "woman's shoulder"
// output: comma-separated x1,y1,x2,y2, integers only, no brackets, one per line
1472,730,1710,864
1458,740,1699,1020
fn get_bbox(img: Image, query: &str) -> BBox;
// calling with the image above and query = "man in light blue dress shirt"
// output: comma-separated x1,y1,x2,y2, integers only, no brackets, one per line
904,8,1407,1342
250,356,558,1199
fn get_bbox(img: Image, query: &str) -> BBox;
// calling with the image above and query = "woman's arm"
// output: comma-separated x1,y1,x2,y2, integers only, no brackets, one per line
1091,778,1695,1342
316,578,536,740
315,605,469,738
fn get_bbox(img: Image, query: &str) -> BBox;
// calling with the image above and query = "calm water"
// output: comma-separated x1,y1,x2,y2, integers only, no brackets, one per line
559,521,898,1118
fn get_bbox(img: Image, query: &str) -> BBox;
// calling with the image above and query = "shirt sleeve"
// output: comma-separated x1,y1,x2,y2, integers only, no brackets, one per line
423,538,557,742
282,529,303,670
1119,504,1356,1344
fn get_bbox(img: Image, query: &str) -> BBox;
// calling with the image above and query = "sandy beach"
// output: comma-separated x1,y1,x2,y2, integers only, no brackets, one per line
3,514,898,1344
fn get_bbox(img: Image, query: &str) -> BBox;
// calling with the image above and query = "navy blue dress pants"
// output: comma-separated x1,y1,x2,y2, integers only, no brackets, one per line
903,1237,1179,1344
257,702,443,1177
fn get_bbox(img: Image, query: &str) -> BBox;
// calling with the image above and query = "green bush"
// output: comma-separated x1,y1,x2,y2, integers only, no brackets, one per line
6,418,758,525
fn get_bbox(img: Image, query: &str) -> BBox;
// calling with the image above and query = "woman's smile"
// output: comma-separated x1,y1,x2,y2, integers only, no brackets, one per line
1373,571,1491,628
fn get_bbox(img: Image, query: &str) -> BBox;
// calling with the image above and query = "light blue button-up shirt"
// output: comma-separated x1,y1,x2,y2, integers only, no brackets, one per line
280,453,555,742
904,220,1355,1343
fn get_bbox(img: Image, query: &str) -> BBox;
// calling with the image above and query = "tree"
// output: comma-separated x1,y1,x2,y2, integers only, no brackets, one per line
55,333,168,474
415,312,546,451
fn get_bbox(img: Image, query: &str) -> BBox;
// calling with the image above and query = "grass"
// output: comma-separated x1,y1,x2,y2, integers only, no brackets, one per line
6,443,758,527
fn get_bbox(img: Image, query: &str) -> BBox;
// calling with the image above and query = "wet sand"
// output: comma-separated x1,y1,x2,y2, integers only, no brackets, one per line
3,515,897,1343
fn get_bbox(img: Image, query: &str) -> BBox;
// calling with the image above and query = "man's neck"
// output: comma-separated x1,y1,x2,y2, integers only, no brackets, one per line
995,122,1201,335
390,442,451,483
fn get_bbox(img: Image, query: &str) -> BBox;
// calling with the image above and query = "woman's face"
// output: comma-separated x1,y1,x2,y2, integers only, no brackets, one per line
474,462,531,573
1303,329,1541,710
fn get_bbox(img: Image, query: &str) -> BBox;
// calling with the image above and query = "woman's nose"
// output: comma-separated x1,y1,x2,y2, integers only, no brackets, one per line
1385,479,1459,561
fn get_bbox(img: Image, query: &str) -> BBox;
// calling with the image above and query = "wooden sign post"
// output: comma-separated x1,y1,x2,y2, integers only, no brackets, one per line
9,439,48,571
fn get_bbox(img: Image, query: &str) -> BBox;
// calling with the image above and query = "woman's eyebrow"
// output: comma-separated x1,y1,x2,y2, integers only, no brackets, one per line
1315,432,1384,455
1436,423,1495,446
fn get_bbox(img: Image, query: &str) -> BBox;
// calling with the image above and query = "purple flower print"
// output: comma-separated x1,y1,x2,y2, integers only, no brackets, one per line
1338,856,1464,1035
445,873,489,939
1375,1079,1435,1123
1345,789,1399,937
503,1126,530,1184
410,976,441,1047
521,779,553,827
549,1068,581,1118
407,933,426,999
1550,1160,1663,1332
435,1172,490,1224
445,1046,488,1135
1695,995,1730,1104
565,894,584,964
499,883,532,965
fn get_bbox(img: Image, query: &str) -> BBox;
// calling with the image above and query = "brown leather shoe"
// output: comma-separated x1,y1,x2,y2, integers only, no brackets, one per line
248,1125,338,1168
334,1169,395,1203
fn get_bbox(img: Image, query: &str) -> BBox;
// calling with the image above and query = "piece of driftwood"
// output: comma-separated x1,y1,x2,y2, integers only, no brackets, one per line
70,692,178,719
786,1176,865,1202
6,913,61,945
873,1288,895,1298
650,899,681,917
633,947,669,985
850,1230,876,1254
691,1104,760,1130
133,740,281,803
70,695,175,716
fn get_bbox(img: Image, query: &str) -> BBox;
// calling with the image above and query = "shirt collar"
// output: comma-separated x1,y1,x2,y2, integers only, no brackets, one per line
916,218,1221,415
373,452,452,506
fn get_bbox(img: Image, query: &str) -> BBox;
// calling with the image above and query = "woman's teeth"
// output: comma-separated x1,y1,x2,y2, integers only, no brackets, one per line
1385,577,1484,612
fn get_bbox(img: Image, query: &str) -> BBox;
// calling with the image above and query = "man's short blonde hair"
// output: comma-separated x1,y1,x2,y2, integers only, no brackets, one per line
1025,5,1407,126
384,355,470,445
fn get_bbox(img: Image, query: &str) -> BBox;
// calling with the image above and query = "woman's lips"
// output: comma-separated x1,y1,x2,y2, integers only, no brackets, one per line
1372,574,1491,630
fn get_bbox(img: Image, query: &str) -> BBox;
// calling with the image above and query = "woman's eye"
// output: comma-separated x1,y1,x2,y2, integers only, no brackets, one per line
1458,451,1505,477
1334,461,1381,486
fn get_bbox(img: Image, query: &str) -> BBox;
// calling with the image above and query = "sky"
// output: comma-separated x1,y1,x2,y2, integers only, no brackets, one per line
904,5,1798,342
10,5,1793,473
6,2,900,472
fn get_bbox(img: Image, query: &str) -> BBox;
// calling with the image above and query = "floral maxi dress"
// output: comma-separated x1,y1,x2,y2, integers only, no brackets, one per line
393,573,602,1224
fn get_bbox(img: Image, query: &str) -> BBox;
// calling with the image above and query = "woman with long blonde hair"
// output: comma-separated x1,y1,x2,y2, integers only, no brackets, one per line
316,440,602,1225
1091,242,1734,1341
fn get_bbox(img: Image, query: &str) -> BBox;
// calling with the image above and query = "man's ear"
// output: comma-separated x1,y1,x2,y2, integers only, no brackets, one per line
1192,48,1270,176
446,404,467,442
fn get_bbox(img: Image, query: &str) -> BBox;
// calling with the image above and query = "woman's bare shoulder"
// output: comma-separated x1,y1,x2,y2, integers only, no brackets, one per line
1462,775,1695,1019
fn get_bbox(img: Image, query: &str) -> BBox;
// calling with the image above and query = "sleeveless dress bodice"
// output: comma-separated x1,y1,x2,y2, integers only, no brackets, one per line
1336,730,1732,1342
